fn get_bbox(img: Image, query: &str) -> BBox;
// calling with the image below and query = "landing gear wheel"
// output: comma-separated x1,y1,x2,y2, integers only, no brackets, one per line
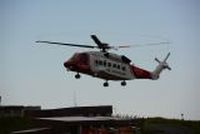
121,81,126,86
103,81,109,87
75,73,81,79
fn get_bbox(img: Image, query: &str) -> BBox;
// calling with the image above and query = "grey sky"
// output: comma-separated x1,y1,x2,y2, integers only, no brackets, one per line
1,0,199,120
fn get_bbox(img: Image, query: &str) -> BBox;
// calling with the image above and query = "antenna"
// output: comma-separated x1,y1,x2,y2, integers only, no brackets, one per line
181,113,184,120
73,91,77,107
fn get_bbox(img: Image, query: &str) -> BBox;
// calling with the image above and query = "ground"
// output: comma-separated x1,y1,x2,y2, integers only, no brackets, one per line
0,116,200,134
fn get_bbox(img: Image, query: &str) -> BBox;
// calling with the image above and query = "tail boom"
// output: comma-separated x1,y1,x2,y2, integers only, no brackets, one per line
131,66,152,79
131,53,171,80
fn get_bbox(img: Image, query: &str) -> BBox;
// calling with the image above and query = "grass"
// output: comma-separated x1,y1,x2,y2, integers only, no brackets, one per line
138,117,200,134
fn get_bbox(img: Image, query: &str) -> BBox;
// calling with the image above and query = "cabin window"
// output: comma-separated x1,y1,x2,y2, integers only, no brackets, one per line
113,63,117,68
99,60,103,65
108,62,111,67
122,66,126,71
103,60,107,66
117,65,120,69
95,60,98,64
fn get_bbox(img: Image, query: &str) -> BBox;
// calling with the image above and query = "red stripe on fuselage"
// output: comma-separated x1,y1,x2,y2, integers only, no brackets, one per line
130,65,152,79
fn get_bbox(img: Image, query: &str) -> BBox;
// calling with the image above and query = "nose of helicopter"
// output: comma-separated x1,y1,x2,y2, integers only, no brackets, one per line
64,59,77,71
64,60,72,69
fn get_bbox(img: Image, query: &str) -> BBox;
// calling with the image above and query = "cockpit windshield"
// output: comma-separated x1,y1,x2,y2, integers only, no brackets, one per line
68,53,78,62
67,53,88,65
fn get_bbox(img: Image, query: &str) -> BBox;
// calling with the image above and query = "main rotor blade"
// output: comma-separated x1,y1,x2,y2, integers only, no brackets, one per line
36,41,97,49
91,35,103,48
116,41,170,49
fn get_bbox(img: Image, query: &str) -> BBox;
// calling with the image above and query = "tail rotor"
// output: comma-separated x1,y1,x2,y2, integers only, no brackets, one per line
152,52,171,80
155,52,171,70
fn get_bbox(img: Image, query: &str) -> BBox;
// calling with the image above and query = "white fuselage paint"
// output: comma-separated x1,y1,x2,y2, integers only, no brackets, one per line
88,51,135,80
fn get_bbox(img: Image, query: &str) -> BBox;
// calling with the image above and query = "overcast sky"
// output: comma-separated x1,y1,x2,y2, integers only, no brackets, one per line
1,0,199,120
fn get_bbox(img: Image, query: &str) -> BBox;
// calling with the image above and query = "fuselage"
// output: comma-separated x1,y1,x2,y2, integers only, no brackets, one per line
64,51,152,81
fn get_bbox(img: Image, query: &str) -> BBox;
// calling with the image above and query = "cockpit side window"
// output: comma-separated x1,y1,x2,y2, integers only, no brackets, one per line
79,53,88,65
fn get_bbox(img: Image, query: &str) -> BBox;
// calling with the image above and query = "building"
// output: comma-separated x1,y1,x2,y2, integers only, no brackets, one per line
11,105,139,134
0,105,41,117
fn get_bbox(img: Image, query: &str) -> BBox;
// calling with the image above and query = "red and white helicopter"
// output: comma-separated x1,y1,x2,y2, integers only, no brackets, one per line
36,35,171,87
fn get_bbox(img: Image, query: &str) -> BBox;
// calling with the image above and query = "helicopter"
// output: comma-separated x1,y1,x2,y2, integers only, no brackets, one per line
36,35,171,87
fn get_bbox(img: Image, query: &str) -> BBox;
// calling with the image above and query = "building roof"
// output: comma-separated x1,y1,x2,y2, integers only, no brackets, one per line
0,105,24,110
26,105,112,117
0,105,41,110
37,116,135,127
39,116,121,122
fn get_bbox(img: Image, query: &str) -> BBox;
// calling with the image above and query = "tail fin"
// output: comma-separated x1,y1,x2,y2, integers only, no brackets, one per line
151,52,171,80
